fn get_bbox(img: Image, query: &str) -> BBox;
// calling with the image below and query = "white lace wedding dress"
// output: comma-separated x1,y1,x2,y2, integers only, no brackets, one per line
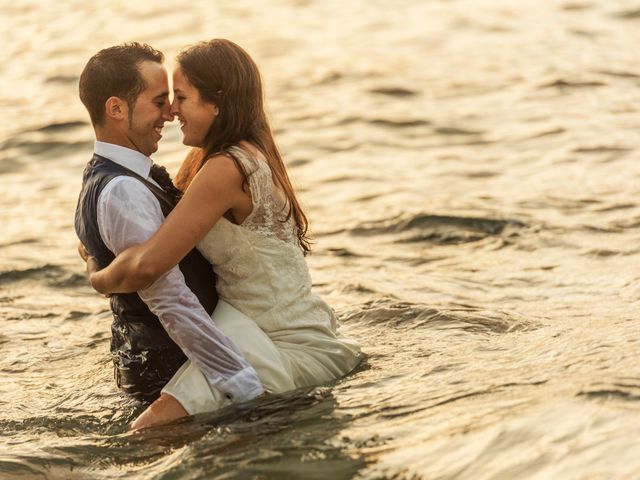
162,146,362,415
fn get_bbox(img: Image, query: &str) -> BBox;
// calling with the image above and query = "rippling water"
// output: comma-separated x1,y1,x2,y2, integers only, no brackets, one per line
1,1,639,478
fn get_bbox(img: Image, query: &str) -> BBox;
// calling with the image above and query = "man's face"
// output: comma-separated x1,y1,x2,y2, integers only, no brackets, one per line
124,61,172,156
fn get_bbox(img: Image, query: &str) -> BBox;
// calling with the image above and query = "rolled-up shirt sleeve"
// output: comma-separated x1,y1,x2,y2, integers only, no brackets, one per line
96,176,264,402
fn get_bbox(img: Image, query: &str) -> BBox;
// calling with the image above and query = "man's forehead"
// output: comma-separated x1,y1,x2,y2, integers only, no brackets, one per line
141,83,169,99
138,62,169,96
138,61,167,82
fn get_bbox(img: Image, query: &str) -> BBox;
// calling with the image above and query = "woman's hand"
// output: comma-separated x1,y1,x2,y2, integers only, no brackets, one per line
78,242,90,262
87,257,111,296
78,242,110,297
86,256,100,277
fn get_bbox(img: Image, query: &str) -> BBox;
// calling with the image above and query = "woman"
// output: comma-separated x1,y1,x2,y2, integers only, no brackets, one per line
86,39,362,429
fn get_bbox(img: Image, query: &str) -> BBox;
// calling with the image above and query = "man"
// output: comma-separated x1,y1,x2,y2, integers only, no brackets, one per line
74,43,263,418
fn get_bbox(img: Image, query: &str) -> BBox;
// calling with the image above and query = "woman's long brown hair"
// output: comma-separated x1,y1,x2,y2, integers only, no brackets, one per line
174,39,311,254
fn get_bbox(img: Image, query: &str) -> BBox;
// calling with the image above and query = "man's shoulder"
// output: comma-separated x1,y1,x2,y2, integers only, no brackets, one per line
99,174,156,204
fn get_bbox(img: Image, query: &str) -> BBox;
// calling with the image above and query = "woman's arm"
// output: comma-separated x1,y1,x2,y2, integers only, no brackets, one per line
90,154,248,294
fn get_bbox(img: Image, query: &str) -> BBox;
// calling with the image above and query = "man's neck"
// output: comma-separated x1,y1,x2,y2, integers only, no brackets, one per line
94,128,140,154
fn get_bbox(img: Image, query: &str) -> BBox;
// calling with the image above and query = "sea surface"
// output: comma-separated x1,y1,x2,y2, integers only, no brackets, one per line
1,1,639,478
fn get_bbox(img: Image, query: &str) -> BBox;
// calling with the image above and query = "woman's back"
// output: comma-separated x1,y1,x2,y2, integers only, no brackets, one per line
197,146,337,334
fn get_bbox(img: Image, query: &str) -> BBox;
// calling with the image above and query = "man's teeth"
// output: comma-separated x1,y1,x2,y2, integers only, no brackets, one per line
154,127,162,135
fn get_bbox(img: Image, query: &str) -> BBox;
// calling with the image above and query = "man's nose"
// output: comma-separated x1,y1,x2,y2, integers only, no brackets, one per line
170,98,179,116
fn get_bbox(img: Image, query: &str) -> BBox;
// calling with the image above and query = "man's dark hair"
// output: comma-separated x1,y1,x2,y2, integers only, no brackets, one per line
79,42,164,126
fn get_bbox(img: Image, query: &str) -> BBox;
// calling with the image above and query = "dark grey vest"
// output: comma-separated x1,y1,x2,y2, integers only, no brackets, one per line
74,154,218,401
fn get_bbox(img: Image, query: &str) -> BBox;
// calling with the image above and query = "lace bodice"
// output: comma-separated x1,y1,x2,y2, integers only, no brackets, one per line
228,146,297,245
197,146,337,334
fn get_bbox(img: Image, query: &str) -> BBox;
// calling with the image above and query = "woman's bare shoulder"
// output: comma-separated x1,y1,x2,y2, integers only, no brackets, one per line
197,152,244,181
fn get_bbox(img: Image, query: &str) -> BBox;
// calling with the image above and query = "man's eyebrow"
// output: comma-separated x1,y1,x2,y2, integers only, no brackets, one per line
152,92,169,100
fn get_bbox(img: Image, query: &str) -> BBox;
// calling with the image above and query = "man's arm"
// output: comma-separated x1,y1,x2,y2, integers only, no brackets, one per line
96,176,263,402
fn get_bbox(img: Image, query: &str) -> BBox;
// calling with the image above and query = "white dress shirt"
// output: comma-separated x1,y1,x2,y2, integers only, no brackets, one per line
94,141,264,402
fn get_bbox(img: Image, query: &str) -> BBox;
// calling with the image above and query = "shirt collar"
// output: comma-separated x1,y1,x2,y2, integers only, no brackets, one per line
94,141,153,179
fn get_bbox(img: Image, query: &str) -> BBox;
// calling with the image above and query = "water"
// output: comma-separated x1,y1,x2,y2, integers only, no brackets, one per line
1,0,639,478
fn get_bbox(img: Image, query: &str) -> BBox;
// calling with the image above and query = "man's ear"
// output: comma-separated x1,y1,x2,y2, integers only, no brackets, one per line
104,97,128,121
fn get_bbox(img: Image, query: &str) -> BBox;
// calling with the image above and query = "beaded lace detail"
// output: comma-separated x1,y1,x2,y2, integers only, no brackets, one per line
228,146,297,246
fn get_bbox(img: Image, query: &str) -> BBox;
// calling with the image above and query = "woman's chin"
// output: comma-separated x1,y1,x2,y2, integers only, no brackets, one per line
181,136,203,148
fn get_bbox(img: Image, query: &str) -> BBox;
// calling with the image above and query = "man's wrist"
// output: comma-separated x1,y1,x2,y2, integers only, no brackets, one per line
219,367,265,403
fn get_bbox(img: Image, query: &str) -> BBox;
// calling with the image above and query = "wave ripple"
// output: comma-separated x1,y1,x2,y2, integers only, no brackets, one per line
349,213,525,245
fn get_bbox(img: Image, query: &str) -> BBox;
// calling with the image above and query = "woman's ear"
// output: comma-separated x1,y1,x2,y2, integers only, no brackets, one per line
104,96,128,121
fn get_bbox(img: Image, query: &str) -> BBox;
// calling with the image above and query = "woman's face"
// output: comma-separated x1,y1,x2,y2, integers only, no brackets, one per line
171,65,218,147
